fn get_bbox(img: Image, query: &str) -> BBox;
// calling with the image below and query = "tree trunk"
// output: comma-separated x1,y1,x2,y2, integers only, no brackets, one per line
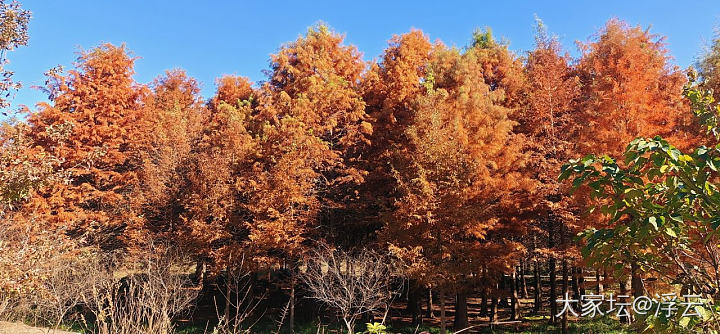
194,258,206,286
514,266,521,298
345,319,355,334
499,275,509,308
426,287,435,319
490,294,498,324
631,261,644,298
290,269,296,333
548,262,557,323
439,290,447,334
453,292,468,330
510,271,521,320
578,267,585,297
571,267,580,300
479,287,488,317
407,280,422,325
547,218,557,325
521,262,529,298
596,269,603,294
619,278,631,324
561,260,568,334
533,260,541,314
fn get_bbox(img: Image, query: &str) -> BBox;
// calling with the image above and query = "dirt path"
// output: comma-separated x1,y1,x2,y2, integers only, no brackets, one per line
0,321,78,334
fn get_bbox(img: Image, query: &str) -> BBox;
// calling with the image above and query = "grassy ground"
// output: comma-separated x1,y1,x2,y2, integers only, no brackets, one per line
7,314,631,334
174,316,632,334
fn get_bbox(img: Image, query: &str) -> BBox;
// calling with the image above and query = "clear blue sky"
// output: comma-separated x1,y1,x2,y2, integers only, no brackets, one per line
7,1,720,113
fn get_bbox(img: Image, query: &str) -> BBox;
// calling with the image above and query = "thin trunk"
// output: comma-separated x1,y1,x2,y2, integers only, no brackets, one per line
571,267,580,300
596,269,603,294
561,260,568,334
514,266,521,298
533,260,541,314
290,269,296,333
499,275,509,307
521,262,529,298
548,218,557,325
631,261,644,298
560,221,568,334
479,287,488,317
439,290,447,334
426,287,435,319
345,319,354,334
490,294,498,324
453,292,468,330
224,270,232,322
548,257,557,325
407,280,421,325
510,271,521,320
194,258,206,286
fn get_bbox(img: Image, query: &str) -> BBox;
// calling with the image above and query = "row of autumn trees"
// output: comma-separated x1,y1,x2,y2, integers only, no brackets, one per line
2,9,719,332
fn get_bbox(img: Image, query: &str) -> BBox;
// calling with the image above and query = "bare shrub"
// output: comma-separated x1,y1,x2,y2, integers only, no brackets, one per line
207,256,264,334
81,243,199,334
33,250,95,332
300,245,400,334
0,221,88,330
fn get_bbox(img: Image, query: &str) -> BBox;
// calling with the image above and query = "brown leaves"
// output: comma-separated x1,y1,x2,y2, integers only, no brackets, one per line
382,40,529,287
576,19,689,155
0,20,707,296
24,44,148,250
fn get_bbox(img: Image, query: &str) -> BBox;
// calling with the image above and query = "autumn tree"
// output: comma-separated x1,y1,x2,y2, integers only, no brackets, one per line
24,44,149,250
249,24,372,330
574,19,691,299
516,19,580,325
258,24,371,251
468,27,525,110
576,19,690,155
382,43,528,332
361,30,434,324
183,74,257,275
134,70,206,244
463,27,529,325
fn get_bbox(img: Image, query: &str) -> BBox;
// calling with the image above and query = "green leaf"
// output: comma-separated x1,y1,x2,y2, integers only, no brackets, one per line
649,217,658,230
665,228,677,238
679,316,690,327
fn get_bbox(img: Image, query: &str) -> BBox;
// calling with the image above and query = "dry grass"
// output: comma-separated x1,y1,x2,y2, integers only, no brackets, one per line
0,321,77,334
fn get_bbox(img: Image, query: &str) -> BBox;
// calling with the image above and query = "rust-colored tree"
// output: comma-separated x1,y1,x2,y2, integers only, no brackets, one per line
382,44,528,333
573,19,693,303
25,44,149,250
249,24,372,331
183,74,257,275
134,69,206,244
576,19,691,155
361,31,436,323
516,19,581,327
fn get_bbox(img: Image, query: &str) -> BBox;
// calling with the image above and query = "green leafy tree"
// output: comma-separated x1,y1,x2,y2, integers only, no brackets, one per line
0,0,30,111
561,77,720,332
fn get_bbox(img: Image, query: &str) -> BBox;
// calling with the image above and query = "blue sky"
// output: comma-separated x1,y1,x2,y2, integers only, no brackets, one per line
6,1,720,113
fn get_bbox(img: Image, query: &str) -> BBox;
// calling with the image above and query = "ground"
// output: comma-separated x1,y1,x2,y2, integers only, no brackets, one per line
0,321,77,334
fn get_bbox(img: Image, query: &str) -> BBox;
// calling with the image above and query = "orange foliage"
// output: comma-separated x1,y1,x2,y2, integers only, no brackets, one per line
134,70,206,243
25,44,148,250
0,19,709,310
576,19,691,155
382,43,530,289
